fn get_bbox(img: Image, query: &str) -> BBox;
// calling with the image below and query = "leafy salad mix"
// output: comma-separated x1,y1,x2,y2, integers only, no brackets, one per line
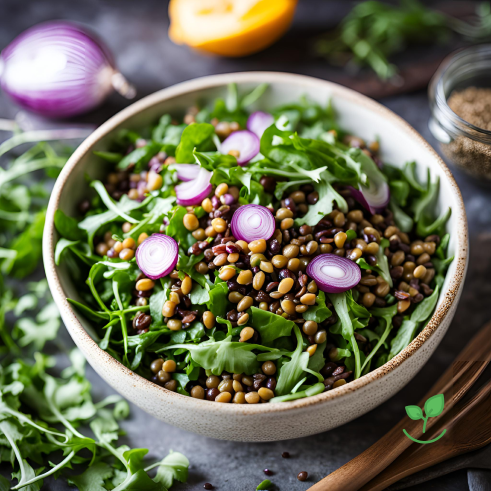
0,134,189,489
54,84,453,405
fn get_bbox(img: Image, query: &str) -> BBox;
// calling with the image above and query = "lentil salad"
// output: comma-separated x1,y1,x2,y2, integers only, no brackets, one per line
54,84,453,404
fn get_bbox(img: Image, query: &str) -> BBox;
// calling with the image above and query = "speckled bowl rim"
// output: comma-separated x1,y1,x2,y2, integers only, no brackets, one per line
43,71,468,415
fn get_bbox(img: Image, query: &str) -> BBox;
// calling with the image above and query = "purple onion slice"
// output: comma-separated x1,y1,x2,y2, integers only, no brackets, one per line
231,204,275,243
175,167,212,206
247,111,274,138
135,234,178,280
349,180,390,215
172,163,199,182
220,130,260,166
307,254,361,293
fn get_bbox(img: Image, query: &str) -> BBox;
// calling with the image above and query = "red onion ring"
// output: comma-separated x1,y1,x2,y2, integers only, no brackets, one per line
135,234,178,280
247,111,274,138
231,204,275,243
348,181,390,215
220,130,260,166
175,167,212,206
172,163,199,182
307,254,361,293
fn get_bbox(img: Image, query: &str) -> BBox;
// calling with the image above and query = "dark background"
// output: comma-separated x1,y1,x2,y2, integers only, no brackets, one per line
1,1,491,490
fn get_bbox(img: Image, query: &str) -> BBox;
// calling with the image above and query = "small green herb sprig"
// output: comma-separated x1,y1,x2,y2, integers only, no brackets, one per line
315,0,491,79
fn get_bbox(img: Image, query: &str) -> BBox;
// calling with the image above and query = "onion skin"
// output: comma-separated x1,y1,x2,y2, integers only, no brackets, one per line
231,204,275,243
247,111,274,138
0,21,134,118
175,167,212,206
307,254,361,293
220,130,260,166
135,234,178,280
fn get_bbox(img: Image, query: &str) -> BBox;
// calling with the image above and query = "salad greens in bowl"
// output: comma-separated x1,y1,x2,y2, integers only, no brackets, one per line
44,73,467,441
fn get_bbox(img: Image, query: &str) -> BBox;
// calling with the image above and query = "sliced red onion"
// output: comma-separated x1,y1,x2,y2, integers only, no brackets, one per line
172,163,199,182
348,180,390,215
220,130,259,166
307,254,361,293
0,21,135,118
175,167,212,206
247,111,274,138
231,204,275,243
135,234,178,280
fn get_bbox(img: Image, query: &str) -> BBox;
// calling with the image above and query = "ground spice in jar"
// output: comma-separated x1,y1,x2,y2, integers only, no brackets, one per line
444,87,491,178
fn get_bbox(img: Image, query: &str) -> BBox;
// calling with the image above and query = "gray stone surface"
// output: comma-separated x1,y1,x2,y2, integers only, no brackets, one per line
1,1,488,489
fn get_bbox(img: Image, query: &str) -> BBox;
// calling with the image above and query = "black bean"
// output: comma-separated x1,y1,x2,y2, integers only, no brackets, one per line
253,373,267,390
297,471,308,482
227,310,238,322
406,254,416,263
399,243,410,253
390,266,403,279
413,293,424,303
265,377,277,391
366,254,377,266
320,362,337,378
260,176,276,194
206,388,220,401
135,289,152,298
133,313,151,331
282,197,296,214
279,269,295,280
204,484,214,490
268,238,281,254
373,297,386,307
264,469,273,476
307,191,319,204
282,452,290,458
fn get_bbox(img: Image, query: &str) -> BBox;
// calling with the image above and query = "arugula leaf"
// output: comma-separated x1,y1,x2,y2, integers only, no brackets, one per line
54,209,87,241
79,194,151,247
117,141,161,171
68,462,114,491
159,336,276,376
295,176,347,226
389,287,440,359
275,325,310,396
176,123,215,163
303,291,332,322
327,292,361,379
206,281,228,318
249,307,295,345
152,451,189,488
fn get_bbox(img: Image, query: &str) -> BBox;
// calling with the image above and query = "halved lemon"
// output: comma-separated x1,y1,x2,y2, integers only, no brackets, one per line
169,0,298,57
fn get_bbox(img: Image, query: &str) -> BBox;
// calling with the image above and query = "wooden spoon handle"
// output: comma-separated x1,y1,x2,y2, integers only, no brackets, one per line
308,322,491,491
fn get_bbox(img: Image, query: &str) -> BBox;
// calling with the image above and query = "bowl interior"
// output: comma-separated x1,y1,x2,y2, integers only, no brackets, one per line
46,72,467,420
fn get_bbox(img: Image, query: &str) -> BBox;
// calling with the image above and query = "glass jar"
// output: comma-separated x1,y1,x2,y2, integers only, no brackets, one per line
429,45,491,180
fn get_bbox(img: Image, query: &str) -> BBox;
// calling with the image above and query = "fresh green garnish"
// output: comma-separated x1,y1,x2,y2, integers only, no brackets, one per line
316,1,491,79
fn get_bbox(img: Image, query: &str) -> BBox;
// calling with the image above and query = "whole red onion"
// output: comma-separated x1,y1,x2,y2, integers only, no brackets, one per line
0,21,135,118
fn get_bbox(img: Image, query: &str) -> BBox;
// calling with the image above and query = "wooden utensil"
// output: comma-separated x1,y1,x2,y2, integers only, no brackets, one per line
308,322,491,491
386,443,491,490
361,377,491,491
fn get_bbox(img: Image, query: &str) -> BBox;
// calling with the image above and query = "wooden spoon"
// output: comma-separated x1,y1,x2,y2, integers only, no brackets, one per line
361,377,491,491
308,322,491,491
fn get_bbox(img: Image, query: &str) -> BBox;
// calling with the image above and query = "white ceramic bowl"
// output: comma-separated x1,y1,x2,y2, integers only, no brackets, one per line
43,72,468,442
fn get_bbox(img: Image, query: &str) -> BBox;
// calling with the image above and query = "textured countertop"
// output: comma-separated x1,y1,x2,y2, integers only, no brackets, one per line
1,1,490,489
